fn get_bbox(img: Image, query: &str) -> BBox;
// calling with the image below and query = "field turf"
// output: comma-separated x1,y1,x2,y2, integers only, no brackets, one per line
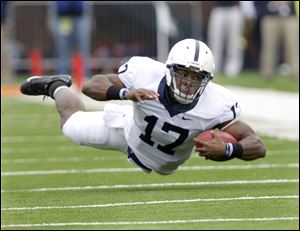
1,97,299,230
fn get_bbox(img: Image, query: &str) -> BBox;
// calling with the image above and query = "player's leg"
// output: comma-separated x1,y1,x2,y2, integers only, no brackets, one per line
20,75,127,153
53,87,85,126
20,75,84,126
62,110,128,153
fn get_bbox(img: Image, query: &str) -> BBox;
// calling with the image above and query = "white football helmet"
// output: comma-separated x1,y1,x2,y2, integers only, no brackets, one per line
166,39,215,104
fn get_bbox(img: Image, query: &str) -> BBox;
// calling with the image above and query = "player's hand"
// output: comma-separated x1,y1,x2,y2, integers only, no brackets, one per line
125,88,160,102
193,132,227,160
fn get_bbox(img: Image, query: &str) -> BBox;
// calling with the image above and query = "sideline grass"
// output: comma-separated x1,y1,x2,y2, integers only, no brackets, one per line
213,71,299,92
1,97,299,230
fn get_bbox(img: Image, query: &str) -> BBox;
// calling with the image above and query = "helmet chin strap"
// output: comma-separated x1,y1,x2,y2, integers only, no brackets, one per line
171,85,195,104
173,93,193,104
170,74,201,104
166,66,210,105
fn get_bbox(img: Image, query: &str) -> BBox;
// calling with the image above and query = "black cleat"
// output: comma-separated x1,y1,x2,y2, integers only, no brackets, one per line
20,75,72,96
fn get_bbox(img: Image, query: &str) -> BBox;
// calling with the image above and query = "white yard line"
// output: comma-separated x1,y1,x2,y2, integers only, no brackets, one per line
190,149,299,157
1,195,298,211
1,217,298,228
1,113,57,120
1,179,298,193
1,163,298,176
2,156,122,164
0,149,294,163
2,146,298,155
1,146,89,154
2,134,295,143
1,135,66,143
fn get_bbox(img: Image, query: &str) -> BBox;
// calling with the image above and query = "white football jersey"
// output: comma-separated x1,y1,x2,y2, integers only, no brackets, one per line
118,57,241,175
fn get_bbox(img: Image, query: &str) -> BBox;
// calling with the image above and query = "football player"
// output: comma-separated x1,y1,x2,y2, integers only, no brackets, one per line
20,39,266,175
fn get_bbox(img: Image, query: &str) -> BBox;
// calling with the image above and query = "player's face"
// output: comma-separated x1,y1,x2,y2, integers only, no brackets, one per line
174,69,203,95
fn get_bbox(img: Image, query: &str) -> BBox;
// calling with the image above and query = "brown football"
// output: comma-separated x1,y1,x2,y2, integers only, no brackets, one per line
195,129,237,148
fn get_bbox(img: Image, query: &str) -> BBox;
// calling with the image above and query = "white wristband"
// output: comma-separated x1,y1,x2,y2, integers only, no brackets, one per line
119,88,129,100
228,143,234,157
225,143,234,158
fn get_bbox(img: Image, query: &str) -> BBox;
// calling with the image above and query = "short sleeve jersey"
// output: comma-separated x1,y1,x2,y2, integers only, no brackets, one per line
118,57,241,174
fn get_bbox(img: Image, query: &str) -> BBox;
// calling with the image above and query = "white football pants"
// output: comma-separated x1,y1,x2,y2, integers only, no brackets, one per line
61,105,129,154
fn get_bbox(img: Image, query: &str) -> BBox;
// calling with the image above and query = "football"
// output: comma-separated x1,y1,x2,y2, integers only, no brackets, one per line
195,129,237,148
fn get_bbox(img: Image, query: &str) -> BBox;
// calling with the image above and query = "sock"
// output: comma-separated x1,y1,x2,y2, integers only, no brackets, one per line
48,81,69,99
53,86,69,99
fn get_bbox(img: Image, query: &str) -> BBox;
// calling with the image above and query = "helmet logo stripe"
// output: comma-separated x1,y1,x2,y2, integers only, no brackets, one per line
193,40,200,61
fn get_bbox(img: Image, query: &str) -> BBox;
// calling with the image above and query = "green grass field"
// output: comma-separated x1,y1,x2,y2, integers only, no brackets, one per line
1,97,299,230
213,71,299,93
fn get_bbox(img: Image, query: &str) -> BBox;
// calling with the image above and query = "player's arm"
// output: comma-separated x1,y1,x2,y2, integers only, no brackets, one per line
82,74,159,102
195,120,266,161
82,74,124,101
222,120,266,160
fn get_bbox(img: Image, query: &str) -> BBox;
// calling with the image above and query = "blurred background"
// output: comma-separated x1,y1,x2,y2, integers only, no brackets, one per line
1,3,299,228
1,1,298,85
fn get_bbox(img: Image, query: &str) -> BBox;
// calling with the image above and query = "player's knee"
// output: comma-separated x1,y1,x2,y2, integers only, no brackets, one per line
61,111,86,145
61,111,109,147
